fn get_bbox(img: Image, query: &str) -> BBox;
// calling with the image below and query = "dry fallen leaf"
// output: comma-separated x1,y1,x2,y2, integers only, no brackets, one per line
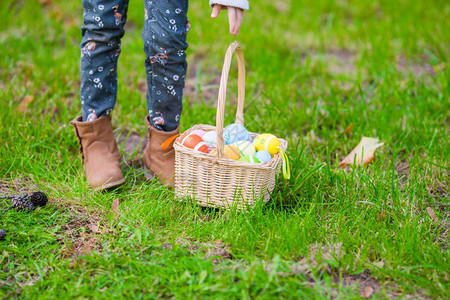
82,240,92,256
360,286,374,298
18,95,34,113
88,224,99,232
112,198,119,219
344,123,354,135
426,207,438,224
339,137,384,168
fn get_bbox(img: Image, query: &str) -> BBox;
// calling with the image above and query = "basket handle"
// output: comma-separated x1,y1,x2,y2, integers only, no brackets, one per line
215,41,246,158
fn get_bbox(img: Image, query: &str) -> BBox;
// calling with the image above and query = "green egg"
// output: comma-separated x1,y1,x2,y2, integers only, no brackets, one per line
238,154,261,163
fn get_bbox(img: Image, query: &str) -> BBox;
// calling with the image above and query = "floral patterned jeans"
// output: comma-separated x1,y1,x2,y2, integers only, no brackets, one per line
80,0,189,131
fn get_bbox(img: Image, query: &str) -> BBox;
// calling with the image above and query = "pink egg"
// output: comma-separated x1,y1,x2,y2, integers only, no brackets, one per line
190,129,206,138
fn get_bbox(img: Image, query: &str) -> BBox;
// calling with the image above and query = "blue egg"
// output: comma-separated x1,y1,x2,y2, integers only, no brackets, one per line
223,123,250,145
255,150,272,162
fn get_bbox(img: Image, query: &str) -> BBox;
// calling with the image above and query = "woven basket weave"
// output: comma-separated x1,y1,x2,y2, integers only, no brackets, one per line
173,42,287,209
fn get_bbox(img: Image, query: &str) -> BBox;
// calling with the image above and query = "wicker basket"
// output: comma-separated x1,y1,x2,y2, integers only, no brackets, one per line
173,42,287,209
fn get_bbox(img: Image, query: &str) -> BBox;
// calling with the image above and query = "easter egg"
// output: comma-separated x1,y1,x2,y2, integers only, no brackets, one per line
253,134,281,155
180,133,209,153
223,123,251,145
202,131,217,149
190,129,206,138
234,140,256,156
255,150,272,162
209,145,241,160
224,144,241,160
238,155,261,163
209,148,217,157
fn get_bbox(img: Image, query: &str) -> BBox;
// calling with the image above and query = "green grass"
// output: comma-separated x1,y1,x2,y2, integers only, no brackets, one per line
1,0,449,298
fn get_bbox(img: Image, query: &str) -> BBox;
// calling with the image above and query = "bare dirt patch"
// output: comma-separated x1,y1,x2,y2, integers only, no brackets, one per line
203,240,233,262
304,48,357,77
53,204,106,258
325,48,357,75
396,55,436,77
336,269,381,297
174,238,233,264
395,158,410,188
427,192,449,251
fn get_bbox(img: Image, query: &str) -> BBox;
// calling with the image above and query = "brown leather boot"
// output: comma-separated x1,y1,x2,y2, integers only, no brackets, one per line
143,116,179,188
71,115,125,190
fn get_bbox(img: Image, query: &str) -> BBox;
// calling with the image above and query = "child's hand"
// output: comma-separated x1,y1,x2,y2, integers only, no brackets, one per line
211,4,244,36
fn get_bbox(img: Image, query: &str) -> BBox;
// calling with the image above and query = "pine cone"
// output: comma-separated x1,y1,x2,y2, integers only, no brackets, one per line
0,229,5,240
0,191,48,217
29,191,48,207
10,196,36,211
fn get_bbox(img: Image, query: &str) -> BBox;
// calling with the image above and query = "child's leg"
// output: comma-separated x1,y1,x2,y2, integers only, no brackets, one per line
142,0,189,132
80,0,129,121
141,0,189,186
71,0,130,190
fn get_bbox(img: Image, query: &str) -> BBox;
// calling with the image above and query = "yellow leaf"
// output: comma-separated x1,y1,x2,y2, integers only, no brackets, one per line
339,137,384,168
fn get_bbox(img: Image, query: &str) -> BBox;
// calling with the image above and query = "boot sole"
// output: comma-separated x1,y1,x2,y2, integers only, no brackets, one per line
93,178,126,191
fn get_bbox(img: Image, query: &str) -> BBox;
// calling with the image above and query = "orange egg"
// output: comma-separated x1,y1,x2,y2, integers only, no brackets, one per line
180,134,209,153
209,145,241,160
224,144,241,160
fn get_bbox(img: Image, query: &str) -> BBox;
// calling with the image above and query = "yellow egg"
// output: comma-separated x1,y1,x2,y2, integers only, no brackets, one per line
253,134,281,155
209,145,241,160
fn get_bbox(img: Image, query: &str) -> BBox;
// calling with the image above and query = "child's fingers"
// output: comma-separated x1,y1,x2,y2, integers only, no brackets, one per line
227,7,237,35
235,9,244,35
211,4,221,18
211,5,244,36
